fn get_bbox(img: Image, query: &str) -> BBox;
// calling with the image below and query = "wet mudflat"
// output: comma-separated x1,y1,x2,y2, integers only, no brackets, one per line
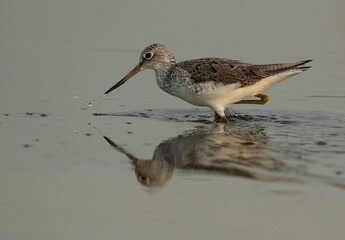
1,1,345,240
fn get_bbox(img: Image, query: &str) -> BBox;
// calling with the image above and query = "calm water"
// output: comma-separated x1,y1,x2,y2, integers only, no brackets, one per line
1,0,345,239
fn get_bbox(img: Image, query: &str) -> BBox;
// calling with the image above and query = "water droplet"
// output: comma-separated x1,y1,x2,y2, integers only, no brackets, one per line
75,95,79,99
74,130,78,134
88,103,93,107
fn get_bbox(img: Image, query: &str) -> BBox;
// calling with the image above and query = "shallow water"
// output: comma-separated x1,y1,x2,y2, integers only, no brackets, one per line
1,0,345,240
91,108,345,186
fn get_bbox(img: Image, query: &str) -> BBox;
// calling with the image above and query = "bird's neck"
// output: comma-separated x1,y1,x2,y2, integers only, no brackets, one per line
154,64,176,94
155,66,171,80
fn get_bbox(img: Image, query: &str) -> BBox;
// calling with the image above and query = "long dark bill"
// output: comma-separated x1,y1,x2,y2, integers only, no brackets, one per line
104,65,142,94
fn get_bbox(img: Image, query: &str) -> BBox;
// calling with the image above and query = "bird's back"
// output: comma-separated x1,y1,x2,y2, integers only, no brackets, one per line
176,58,312,87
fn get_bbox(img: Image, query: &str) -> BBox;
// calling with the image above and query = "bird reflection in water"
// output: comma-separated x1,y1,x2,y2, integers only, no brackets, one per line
96,123,291,188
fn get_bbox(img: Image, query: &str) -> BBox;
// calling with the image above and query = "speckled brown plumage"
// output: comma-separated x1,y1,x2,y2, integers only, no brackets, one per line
176,58,312,87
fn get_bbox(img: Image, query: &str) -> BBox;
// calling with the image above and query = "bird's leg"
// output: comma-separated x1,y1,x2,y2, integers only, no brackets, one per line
234,94,269,105
214,112,230,122
214,111,222,121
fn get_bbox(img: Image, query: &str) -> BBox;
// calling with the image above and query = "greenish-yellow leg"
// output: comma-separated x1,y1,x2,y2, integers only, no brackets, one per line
234,94,269,105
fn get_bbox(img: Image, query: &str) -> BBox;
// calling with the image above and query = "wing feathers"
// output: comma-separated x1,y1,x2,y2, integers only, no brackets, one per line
178,58,312,87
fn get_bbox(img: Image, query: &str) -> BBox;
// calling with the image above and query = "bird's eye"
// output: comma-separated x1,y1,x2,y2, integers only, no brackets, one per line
144,52,152,59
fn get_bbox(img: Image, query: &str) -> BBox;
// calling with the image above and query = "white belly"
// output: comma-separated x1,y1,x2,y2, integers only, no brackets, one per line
175,69,303,109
